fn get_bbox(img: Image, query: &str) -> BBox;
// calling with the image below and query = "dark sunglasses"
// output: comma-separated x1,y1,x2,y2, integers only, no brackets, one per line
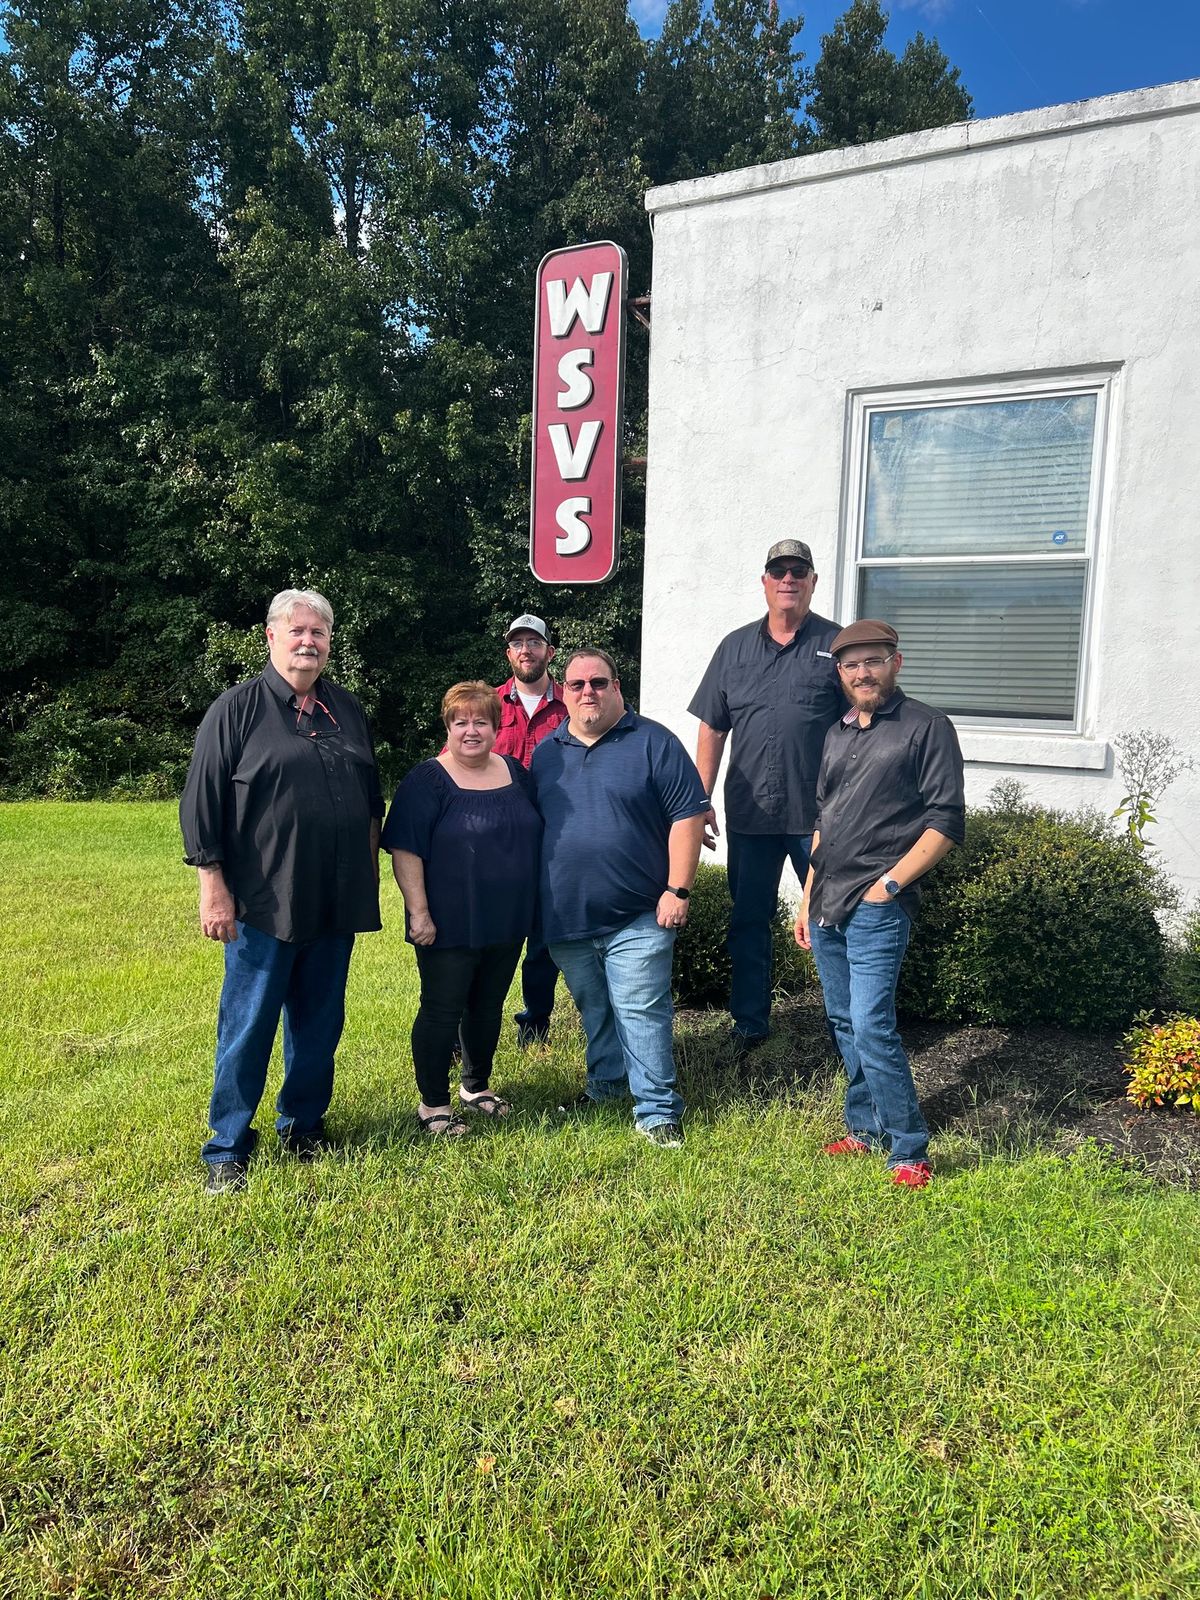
765,563,812,580
564,676,611,693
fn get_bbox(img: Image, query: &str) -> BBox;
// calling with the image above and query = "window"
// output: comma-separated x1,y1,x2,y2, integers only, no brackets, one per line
843,375,1113,729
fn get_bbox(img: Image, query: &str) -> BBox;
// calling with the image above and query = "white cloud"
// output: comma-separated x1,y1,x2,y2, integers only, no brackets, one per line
893,0,957,21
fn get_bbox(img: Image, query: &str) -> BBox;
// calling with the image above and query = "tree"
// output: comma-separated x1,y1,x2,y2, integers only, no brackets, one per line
643,0,809,185
1,0,975,794
808,0,970,151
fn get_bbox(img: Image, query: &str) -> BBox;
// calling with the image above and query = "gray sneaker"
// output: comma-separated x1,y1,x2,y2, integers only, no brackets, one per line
637,1121,685,1149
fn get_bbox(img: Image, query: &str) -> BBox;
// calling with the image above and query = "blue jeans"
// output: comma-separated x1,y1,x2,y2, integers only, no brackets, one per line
809,899,928,1168
550,912,683,1128
514,936,560,1035
727,830,813,1038
204,921,355,1164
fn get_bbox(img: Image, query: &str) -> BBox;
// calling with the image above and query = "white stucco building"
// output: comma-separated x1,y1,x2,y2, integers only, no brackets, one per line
640,78,1200,900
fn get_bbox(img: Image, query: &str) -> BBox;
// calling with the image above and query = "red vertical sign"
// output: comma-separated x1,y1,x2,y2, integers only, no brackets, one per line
530,241,627,585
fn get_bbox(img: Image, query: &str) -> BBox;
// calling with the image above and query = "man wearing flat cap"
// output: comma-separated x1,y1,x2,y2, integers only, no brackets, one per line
794,620,964,1189
689,540,843,1054
490,613,568,1046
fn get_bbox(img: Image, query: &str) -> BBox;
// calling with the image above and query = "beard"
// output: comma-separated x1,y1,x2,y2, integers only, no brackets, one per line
846,668,897,714
512,659,546,685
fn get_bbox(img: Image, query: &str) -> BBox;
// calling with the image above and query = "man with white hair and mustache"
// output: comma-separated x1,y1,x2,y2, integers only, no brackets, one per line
794,620,964,1190
181,588,383,1192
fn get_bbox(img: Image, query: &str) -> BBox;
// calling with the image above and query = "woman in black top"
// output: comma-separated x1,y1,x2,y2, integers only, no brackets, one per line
381,682,543,1137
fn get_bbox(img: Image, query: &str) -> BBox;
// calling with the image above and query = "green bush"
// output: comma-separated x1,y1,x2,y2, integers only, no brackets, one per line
673,861,811,1009
897,787,1173,1032
1165,903,1200,1014
0,695,191,799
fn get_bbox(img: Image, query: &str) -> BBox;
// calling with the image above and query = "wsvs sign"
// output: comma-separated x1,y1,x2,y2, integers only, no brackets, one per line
530,241,628,584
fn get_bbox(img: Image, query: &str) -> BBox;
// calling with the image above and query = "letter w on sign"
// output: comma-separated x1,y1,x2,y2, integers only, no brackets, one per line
530,241,628,585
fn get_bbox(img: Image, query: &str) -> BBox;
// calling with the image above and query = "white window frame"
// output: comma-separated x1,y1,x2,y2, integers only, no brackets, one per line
838,369,1118,738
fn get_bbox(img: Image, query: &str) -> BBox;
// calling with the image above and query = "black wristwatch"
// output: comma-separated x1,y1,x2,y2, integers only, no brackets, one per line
666,885,690,900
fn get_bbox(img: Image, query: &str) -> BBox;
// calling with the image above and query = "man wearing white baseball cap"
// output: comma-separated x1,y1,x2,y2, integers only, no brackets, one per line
492,613,569,1045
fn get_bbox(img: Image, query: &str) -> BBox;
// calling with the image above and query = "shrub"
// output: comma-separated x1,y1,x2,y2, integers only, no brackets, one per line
898,788,1172,1032
1123,1014,1200,1113
0,695,191,799
1165,903,1200,1014
673,861,811,1008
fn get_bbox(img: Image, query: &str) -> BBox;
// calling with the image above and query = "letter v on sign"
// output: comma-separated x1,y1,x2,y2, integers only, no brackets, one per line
530,241,628,585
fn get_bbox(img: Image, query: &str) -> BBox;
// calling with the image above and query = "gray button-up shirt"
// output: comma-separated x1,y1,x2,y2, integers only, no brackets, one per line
689,612,843,834
810,689,965,930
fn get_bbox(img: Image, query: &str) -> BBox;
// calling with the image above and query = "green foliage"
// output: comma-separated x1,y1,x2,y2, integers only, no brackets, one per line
1,0,973,795
0,693,192,799
673,860,810,1008
1123,1013,1200,1114
898,787,1172,1032
642,0,810,183
1111,728,1196,852
808,0,971,149
1165,903,1200,1014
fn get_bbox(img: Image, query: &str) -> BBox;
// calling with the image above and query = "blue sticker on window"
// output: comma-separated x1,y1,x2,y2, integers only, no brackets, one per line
1052,530,1068,545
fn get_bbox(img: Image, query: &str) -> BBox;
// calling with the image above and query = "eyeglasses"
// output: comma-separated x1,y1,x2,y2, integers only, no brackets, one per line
295,695,340,736
836,653,896,673
765,564,812,580
564,676,611,693
507,637,546,650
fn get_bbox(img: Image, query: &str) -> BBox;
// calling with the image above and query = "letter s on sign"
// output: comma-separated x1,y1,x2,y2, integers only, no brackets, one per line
555,498,592,556
557,348,595,410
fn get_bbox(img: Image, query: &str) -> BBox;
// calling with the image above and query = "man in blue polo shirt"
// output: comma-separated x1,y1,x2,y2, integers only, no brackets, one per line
530,648,709,1147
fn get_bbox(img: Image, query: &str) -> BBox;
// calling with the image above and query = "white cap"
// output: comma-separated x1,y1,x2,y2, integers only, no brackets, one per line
505,614,550,643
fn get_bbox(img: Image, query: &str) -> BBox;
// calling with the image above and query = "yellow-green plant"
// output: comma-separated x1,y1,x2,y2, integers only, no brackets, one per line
1123,1013,1200,1113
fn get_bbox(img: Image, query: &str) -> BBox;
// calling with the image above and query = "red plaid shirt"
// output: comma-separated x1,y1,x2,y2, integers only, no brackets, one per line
492,677,569,768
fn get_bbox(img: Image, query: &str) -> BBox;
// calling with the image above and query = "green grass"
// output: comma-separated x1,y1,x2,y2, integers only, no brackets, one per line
1,802,1198,1599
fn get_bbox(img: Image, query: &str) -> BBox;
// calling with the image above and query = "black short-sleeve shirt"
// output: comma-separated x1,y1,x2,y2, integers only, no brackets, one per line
179,662,384,944
688,612,844,834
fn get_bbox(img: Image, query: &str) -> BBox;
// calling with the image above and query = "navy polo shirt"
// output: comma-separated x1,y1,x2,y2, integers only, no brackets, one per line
530,709,709,944
689,612,844,834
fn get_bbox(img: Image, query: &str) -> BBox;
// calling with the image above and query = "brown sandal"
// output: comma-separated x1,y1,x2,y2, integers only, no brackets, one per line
416,1109,469,1138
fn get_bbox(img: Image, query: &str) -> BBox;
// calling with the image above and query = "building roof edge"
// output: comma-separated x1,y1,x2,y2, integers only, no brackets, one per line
644,78,1200,215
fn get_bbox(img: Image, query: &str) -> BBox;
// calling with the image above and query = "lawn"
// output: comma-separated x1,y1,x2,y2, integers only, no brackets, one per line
1,803,1198,1599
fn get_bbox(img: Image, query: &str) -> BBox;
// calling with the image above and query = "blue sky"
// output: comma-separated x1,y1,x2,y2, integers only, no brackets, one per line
631,1,1200,121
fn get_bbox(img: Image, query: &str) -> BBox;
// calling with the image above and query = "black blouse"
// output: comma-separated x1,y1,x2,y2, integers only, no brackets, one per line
381,757,542,949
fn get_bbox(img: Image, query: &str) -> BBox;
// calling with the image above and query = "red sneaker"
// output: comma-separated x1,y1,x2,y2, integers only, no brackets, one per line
889,1162,932,1189
823,1136,871,1156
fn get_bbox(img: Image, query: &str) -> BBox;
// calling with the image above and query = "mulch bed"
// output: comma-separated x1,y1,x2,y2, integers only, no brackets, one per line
716,991,1200,1190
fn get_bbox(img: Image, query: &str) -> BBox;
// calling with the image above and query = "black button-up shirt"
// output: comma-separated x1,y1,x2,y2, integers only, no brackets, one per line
810,689,965,930
689,612,844,834
180,661,384,943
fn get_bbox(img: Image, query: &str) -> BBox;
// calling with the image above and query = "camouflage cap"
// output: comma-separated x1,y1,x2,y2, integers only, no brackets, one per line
765,540,814,569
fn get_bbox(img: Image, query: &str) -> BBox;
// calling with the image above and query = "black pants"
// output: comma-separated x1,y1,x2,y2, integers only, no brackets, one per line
514,936,560,1034
412,942,523,1105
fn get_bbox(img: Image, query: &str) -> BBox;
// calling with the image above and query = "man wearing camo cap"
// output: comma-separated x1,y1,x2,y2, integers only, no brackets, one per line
689,540,843,1056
